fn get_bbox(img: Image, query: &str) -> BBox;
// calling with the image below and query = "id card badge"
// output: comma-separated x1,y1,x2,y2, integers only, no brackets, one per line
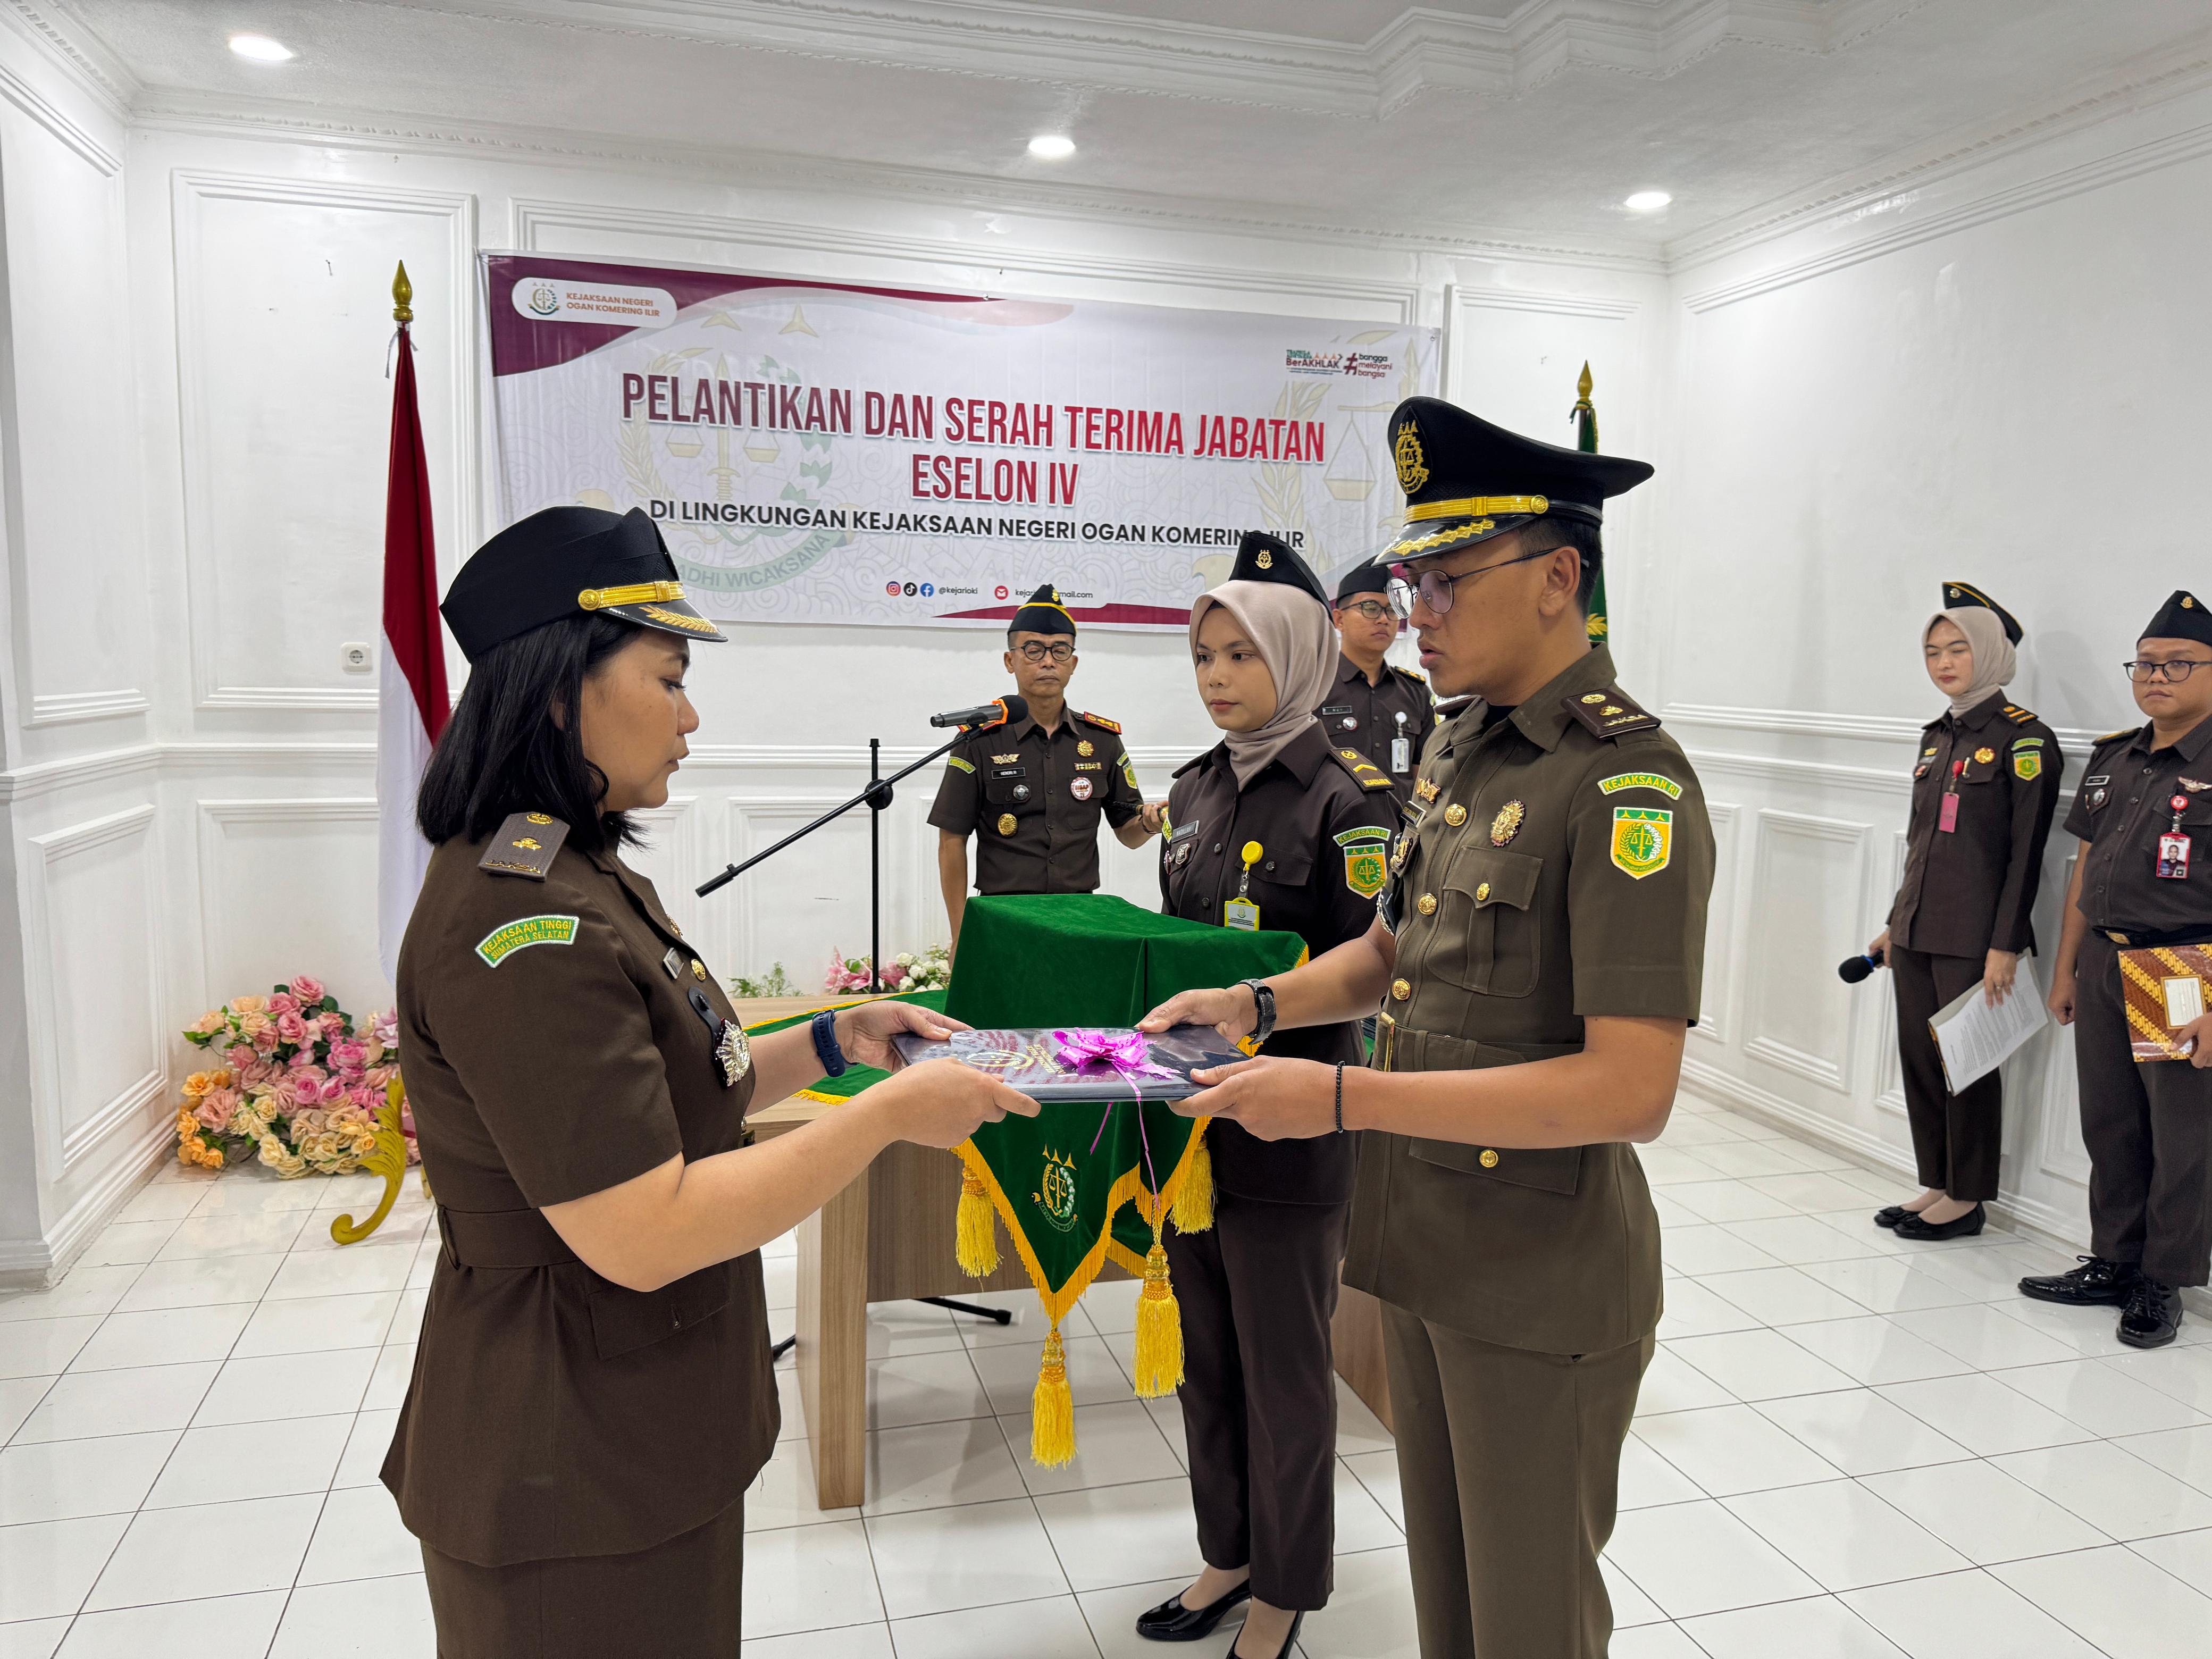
2158,833,2192,880
1938,794,1959,833
1391,736,1411,773
1222,898,1260,931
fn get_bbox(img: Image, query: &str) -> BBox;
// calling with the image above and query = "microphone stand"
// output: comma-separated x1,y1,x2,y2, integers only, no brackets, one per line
697,732,968,991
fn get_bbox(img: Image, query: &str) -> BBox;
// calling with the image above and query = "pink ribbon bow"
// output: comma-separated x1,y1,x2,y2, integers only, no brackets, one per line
1050,1029,1176,1165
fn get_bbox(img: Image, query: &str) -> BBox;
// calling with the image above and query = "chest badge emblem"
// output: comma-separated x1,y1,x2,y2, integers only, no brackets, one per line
2183,778,2212,792
1070,776,1093,801
1444,803,1468,827
1611,807,1672,879
1974,747,1996,765
992,752,1019,764
715,1019,751,1087
1489,800,1526,845
1077,740,1094,757
997,812,1018,835
1415,777,1440,802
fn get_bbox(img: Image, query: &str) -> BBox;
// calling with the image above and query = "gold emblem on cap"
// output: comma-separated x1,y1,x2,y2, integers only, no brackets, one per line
996,812,1017,835
1393,422,1429,494
1490,800,1526,845
1078,740,1094,757
578,580,685,610
1975,747,1996,764
1256,549,1274,569
1444,803,1468,827
1390,977,1411,1001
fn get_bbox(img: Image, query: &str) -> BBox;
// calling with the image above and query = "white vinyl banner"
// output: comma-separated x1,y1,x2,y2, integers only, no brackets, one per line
485,255,1439,630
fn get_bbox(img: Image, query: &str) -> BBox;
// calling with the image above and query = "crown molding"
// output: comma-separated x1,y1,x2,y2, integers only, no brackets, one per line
131,86,1665,273
6,1,136,116
308,0,1927,120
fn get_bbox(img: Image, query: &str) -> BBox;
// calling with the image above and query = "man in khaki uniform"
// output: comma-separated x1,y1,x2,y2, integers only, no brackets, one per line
1144,397,1713,1658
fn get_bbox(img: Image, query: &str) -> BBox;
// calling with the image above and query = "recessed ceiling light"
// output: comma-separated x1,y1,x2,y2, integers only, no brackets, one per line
1027,135,1076,161
1624,190,1672,212
229,34,295,63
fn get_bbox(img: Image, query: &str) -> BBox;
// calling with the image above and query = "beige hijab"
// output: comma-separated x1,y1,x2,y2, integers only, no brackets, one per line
1926,606,2018,719
1191,581,1336,787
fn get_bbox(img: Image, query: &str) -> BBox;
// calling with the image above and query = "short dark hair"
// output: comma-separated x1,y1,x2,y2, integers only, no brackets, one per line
1516,515,1604,614
416,613,647,854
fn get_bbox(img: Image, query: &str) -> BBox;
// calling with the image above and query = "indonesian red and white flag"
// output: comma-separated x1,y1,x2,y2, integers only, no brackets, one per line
376,308,450,986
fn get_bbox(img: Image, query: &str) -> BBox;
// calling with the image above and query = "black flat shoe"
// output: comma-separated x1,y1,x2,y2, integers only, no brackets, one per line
1893,1203,1985,1241
1231,1611,1303,1659
2020,1255,2141,1306
1873,1205,1914,1229
2119,1279,2183,1349
1136,1581,1251,1641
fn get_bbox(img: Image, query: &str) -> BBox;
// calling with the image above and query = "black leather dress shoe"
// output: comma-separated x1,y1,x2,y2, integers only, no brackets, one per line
1231,1611,1304,1659
1136,1581,1251,1641
2019,1255,2141,1306
1873,1205,1914,1229
1893,1203,1985,1241
2119,1279,2184,1348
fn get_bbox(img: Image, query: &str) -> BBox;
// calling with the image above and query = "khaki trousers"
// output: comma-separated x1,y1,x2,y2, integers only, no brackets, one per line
1382,1304,1650,1659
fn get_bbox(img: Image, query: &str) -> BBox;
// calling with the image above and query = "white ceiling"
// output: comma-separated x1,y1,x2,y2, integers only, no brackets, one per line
33,0,2212,257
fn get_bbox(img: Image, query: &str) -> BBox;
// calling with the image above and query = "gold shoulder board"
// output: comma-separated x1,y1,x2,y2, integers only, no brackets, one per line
1077,710,1122,734
480,812,571,879
1563,687,1661,741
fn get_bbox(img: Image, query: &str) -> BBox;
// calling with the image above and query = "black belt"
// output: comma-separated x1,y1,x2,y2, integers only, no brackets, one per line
437,1205,580,1269
2098,927,2212,949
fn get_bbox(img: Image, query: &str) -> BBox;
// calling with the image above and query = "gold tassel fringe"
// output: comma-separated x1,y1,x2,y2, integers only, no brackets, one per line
1032,1325,1077,1467
955,1168,1000,1277
1132,1241,1185,1397
1169,1129,1214,1234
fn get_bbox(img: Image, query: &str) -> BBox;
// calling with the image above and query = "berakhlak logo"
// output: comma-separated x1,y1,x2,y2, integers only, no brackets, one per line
885,581,900,596
994,585,1010,600
920,583,935,598
903,582,918,597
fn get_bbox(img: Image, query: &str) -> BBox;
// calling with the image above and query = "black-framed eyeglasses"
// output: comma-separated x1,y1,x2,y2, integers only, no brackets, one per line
2125,658,2212,683
1335,599,1392,622
1386,547,1551,619
1015,641,1075,664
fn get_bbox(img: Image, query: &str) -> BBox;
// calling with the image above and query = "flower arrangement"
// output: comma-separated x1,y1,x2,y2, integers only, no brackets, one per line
823,944,952,995
730,961,800,999
175,975,417,1177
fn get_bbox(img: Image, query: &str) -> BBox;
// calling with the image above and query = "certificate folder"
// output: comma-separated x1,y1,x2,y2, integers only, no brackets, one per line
890,1025,1246,1103
2118,945,2212,1062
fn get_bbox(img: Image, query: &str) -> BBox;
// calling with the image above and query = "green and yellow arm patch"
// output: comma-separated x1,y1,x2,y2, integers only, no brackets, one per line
476,914,580,967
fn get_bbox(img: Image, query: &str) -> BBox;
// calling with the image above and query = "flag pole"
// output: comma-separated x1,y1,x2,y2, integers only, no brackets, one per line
1570,361,1607,642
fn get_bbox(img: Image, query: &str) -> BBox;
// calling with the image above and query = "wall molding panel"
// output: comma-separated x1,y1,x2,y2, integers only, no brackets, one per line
1740,809,1870,1094
1689,800,1741,1050
28,686,148,727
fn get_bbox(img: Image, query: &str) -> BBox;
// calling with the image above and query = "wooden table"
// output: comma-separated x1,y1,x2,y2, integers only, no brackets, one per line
739,996,1393,1507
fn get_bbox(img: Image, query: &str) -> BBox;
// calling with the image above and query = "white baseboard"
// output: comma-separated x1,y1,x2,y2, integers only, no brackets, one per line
0,1115,177,1288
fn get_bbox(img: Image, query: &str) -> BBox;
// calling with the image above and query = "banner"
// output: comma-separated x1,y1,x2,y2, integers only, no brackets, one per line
484,254,1438,630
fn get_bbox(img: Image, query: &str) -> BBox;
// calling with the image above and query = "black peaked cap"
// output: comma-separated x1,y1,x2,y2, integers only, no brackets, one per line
1381,396,1654,565
1228,533,1329,608
2142,590,2212,648
1009,583,1077,638
1940,581,2023,644
441,506,724,663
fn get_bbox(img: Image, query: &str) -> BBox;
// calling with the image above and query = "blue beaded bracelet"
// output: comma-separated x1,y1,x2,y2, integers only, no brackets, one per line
812,1009,849,1078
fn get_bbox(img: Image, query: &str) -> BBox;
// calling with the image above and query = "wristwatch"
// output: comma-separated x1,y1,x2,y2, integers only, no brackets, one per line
811,1009,849,1077
1238,977,1277,1044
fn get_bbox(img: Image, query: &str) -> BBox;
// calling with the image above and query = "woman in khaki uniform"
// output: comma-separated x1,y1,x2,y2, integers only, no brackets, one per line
384,506,1033,1657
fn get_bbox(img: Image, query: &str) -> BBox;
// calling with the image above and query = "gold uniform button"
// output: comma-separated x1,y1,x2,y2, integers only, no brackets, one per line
1479,1149,1500,1168
1474,881,1490,902
1444,804,1468,826
1391,977,1411,1001
1417,893,1438,916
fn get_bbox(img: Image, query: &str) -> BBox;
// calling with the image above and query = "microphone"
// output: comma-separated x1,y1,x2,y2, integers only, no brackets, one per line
1838,949,1886,984
929,694,1028,730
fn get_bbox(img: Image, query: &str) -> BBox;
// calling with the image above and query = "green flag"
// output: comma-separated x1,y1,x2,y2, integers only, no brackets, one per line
1571,361,1607,642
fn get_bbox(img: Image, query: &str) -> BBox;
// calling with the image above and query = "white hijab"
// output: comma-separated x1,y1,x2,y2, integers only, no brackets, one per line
1927,606,2017,719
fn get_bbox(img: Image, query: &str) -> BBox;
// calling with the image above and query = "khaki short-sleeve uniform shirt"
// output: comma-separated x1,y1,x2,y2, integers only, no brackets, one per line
382,820,778,1567
1343,646,1715,1355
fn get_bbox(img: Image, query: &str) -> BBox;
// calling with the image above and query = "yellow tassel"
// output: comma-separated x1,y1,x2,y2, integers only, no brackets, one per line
1132,1242,1185,1397
1169,1129,1214,1234
955,1168,1000,1277
1032,1324,1077,1467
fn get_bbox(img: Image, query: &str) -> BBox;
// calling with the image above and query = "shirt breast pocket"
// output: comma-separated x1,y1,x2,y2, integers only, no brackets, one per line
1431,846,1543,998
1251,845,1314,901
1960,751,2000,786
982,766,1038,814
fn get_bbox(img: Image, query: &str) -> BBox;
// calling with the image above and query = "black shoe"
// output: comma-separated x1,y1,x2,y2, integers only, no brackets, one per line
1893,1203,1985,1241
2119,1280,2184,1348
1874,1205,1914,1229
1231,1612,1304,1659
1136,1581,1251,1642
2019,1255,2141,1306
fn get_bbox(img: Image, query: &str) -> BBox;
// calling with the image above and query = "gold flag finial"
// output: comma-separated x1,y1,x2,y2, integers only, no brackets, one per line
391,261,413,326
1577,360,1593,401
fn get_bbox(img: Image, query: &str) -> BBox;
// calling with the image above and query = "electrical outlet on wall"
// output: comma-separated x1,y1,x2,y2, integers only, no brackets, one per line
340,642,373,672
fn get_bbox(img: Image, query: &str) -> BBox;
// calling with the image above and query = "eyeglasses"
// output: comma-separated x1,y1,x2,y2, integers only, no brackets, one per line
1386,547,1551,619
1335,599,1392,622
1015,642,1075,664
2125,659,2212,683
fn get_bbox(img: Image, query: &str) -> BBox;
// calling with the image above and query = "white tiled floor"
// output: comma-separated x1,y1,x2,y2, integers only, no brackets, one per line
7,1099,2212,1657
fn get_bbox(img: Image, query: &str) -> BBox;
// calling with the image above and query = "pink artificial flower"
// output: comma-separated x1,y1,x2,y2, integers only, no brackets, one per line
267,992,300,1018
326,1041,367,1078
225,1043,257,1070
235,1011,271,1039
195,1088,240,1131
237,1059,275,1089
250,1025,279,1053
363,1064,396,1090
289,975,325,1006
274,1011,309,1045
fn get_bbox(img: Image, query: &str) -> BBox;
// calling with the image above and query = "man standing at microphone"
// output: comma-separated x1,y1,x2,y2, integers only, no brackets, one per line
931,583,1161,953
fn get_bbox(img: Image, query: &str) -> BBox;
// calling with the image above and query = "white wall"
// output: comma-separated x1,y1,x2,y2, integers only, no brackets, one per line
1649,78,2212,1244
0,21,1665,1275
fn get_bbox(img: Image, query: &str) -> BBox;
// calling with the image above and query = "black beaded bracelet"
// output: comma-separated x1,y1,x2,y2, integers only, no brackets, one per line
1334,1063,1346,1134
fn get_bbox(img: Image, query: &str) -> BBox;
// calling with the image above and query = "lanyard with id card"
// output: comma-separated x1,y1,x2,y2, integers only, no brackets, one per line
1224,840,1263,931
2159,793,2193,879
1391,710,1412,774
1938,760,1964,833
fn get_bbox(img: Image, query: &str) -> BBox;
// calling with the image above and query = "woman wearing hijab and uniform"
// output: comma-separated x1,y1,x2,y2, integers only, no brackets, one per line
1137,534,1398,1659
1867,582,2061,1239
383,506,1035,1658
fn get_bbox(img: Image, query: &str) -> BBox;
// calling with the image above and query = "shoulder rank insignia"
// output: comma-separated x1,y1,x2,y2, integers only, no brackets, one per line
1399,664,1427,682
1331,748,1396,790
2093,727,2139,747
1077,710,1122,733
480,812,569,879
2002,703,2038,724
1563,686,1660,740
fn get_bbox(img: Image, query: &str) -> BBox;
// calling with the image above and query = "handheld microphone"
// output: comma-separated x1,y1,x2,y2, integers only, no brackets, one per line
929,694,1028,730
1838,949,1886,985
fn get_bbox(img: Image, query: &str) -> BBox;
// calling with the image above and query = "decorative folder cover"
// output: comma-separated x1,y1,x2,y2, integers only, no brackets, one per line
891,1025,1247,1102
2118,945,2212,1062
